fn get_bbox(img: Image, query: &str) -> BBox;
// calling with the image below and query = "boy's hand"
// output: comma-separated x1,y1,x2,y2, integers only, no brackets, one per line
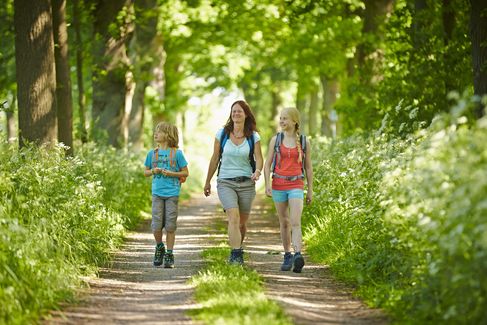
161,169,170,177
153,167,162,174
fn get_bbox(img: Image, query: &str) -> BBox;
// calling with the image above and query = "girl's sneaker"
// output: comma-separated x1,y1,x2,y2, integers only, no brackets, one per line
280,252,294,271
153,242,165,267
292,252,305,273
163,253,174,268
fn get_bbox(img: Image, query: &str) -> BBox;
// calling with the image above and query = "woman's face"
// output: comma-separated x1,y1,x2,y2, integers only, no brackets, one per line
279,111,295,131
231,104,247,123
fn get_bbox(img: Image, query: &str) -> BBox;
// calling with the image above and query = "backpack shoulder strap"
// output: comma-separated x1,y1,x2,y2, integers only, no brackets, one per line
300,135,306,174
152,147,159,168
217,129,229,176
247,133,256,173
271,132,283,172
300,134,306,153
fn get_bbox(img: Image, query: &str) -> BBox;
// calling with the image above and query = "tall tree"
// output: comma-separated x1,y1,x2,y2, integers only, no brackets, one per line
52,0,73,154
91,0,134,147
129,0,160,151
14,0,57,147
469,0,487,118
72,0,88,143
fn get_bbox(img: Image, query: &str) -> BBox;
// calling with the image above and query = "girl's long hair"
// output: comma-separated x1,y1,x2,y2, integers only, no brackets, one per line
282,107,303,163
223,100,258,137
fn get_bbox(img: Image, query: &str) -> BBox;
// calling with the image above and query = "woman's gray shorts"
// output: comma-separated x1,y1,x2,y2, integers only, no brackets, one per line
151,195,179,232
217,178,256,214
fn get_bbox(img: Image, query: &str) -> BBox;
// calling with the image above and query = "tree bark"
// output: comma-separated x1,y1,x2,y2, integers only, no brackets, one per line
73,0,87,143
14,0,57,147
320,76,338,138
91,0,134,148
296,81,308,134
308,88,318,136
270,89,280,132
52,0,73,155
469,0,487,118
129,0,160,152
357,0,394,80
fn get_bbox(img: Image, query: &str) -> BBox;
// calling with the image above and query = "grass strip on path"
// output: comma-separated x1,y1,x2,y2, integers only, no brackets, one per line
190,244,292,325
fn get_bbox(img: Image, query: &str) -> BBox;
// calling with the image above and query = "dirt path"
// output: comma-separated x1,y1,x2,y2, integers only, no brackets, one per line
45,196,222,324
46,195,388,324
246,197,389,324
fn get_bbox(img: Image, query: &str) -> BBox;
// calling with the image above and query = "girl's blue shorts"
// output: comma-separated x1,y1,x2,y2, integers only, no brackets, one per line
272,189,304,202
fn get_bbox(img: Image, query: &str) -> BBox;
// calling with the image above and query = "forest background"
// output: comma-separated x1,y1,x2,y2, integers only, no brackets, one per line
1,0,487,324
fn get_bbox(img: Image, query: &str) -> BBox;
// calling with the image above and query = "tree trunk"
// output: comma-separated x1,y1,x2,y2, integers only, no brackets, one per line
129,0,160,152
357,0,394,80
320,76,339,138
129,80,147,151
469,0,487,118
296,82,308,134
91,0,134,148
73,0,87,143
52,0,73,155
270,89,280,132
308,88,318,136
442,0,455,96
14,0,57,147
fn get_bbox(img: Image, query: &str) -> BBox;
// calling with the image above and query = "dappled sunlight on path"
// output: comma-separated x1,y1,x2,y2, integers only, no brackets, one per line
246,196,389,325
45,197,221,325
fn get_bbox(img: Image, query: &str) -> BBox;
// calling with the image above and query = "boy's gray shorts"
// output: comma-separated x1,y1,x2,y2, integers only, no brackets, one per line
217,178,256,214
151,195,179,232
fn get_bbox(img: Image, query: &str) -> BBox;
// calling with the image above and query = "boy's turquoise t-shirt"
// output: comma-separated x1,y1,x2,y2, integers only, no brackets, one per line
144,148,188,197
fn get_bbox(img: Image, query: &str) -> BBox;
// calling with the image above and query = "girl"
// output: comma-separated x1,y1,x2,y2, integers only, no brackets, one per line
263,107,313,273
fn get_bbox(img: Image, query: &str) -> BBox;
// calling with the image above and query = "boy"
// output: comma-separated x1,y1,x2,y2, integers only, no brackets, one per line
144,122,189,268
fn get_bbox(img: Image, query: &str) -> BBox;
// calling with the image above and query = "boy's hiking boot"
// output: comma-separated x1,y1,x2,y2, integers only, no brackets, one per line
292,252,305,273
163,252,174,268
280,252,293,271
228,248,244,265
153,242,165,267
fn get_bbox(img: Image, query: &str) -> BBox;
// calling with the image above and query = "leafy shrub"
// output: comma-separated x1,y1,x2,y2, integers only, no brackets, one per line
0,143,148,324
303,112,487,323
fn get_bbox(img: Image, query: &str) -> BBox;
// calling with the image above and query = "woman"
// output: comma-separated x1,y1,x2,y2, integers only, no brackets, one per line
204,100,263,265
263,107,313,273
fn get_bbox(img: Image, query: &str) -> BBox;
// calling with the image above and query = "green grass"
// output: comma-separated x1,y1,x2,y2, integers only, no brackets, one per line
190,244,292,325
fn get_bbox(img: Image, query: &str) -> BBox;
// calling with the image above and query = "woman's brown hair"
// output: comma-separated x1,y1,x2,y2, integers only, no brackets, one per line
223,100,258,137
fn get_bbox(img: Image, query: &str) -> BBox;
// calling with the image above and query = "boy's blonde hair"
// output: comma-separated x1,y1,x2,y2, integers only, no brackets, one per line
155,121,179,148
281,107,303,163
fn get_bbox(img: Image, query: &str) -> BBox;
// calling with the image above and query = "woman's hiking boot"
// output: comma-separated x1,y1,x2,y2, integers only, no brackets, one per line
280,252,294,271
153,242,165,267
292,252,305,273
228,248,244,265
163,252,174,268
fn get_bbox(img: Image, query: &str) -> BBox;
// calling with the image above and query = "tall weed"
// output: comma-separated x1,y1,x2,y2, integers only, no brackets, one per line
0,143,148,324
303,114,487,323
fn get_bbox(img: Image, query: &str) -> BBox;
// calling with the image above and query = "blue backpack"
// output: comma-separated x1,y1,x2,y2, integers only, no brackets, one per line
217,130,256,176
